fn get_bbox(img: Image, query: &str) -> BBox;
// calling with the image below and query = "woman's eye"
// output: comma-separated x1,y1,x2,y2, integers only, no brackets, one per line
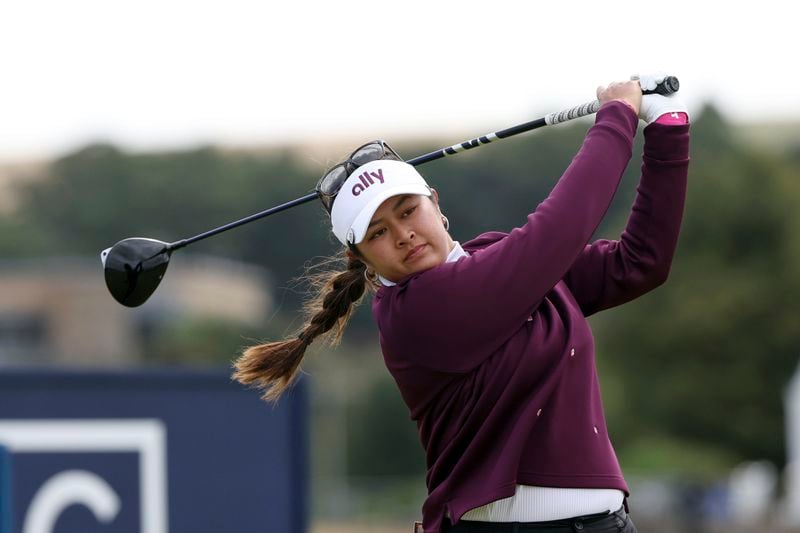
369,228,385,240
403,206,417,217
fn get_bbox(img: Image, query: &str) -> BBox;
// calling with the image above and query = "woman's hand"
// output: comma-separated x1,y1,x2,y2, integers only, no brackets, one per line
596,80,642,115
634,73,688,124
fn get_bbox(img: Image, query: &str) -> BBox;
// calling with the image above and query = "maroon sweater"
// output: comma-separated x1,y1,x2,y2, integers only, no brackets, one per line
372,101,690,533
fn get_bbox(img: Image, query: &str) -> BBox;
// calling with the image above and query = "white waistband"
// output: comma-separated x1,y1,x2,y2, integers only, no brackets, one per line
458,485,625,522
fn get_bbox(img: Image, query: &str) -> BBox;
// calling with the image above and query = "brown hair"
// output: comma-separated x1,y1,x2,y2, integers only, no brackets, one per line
232,247,377,403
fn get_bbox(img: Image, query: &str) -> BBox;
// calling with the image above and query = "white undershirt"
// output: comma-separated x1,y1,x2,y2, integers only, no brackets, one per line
380,242,625,521
460,486,624,522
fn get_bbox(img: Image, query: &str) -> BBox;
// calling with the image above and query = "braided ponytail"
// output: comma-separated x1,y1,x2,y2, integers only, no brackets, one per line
232,250,375,403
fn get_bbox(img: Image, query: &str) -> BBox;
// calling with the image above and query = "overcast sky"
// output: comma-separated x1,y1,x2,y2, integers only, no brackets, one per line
1,0,796,162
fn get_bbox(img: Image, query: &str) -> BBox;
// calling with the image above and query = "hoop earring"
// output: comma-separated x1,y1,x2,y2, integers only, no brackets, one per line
364,269,378,283
442,215,450,231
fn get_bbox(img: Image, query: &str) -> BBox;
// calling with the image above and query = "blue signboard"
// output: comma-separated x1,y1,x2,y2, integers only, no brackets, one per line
0,369,307,533
0,444,11,533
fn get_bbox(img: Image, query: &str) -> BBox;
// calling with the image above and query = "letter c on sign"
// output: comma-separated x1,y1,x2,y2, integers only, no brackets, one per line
23,470,121,533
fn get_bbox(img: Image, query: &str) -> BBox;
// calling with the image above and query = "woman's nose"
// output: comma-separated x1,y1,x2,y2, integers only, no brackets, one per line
396,228,415,246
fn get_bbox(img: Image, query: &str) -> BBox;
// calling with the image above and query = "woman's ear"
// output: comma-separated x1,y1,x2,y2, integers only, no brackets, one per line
429,187,440,207
346,247,373,271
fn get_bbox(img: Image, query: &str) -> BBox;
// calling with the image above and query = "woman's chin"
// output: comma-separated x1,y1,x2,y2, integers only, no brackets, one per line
407,255,446,276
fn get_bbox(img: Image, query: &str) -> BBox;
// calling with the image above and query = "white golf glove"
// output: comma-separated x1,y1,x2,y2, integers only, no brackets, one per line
631,72,688,124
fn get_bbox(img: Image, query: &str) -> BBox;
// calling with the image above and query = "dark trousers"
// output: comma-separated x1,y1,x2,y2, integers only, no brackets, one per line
442,506,637,532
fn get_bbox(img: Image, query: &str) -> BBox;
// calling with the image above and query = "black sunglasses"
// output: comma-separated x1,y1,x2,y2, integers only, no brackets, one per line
316,140,403,212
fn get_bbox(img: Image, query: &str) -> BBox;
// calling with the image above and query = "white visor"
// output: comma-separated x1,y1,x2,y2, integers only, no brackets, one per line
330,159,432,245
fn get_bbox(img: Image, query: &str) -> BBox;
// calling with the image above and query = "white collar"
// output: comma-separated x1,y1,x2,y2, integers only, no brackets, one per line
378,241,469,287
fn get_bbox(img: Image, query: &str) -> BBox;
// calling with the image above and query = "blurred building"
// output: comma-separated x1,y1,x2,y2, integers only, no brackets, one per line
0,160,46,213
0,255,272,365
784,362,800,526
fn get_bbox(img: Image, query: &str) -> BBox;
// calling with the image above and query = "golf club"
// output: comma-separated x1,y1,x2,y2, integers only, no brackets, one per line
101,76,680,307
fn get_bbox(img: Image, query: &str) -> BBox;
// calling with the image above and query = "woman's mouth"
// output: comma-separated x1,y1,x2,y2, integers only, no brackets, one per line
405,244,427,262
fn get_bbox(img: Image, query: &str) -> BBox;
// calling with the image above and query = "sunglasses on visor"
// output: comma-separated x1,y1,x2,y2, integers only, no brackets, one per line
316,140,403,212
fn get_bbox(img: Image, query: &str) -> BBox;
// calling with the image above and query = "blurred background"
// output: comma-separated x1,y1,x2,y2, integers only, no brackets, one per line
1,1,799,531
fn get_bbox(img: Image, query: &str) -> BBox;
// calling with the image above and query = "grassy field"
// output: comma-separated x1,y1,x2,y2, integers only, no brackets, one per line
312,522,411,533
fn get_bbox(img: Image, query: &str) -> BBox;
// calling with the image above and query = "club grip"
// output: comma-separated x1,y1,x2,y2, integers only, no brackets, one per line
643,76,679,95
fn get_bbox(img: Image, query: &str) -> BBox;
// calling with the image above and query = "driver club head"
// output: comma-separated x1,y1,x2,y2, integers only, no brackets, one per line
101,237,172,307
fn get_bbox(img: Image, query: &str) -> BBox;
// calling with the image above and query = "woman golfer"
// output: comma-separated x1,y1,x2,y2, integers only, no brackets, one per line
234,75,690,533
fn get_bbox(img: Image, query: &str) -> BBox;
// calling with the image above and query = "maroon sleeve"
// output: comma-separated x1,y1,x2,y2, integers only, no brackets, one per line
563,121,690,317
376,102,639,373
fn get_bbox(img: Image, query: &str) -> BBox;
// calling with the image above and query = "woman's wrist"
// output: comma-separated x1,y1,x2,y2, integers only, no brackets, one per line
612,98,638,115
653,112,689,125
